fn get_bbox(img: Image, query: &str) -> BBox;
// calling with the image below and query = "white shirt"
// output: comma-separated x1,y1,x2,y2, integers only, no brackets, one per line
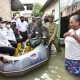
16,20,28,32
65,28,80,60
0,28,11,47
5,28,16,41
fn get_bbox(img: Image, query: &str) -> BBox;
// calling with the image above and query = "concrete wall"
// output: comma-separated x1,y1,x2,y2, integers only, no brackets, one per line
0,0,11,21
42,0,59,22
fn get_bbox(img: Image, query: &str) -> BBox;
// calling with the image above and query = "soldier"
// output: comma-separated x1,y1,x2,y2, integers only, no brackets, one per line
45,14,61,53
28,17,36,34
26,17,48,48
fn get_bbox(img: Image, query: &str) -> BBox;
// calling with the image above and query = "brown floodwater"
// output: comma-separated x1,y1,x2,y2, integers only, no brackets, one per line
0,47,80,80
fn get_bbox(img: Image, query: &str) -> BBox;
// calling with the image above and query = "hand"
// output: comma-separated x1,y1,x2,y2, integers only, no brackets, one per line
26,39,29,43
70,33,76,38
49,39,53,44
8,44,12,47
0,56,10,63
63,32,70,38
19,35,23,39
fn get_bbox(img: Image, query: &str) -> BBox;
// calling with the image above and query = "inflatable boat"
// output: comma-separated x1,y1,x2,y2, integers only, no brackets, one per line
0,44,48,77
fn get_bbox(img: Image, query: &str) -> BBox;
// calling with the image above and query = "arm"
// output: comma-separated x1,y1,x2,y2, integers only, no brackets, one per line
50,24,58,40
70,34,80,44
63,32,70,38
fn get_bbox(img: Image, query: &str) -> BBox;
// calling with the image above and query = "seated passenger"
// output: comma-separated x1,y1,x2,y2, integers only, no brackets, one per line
0,20,15,56
5,21,17,48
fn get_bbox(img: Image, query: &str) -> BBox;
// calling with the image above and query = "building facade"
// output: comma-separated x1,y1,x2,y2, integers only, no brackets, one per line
20,4,33,22
0,0,11,20
40,0,59,23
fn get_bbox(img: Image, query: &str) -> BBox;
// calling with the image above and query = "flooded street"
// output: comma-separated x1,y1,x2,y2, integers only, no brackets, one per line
0,47,80,80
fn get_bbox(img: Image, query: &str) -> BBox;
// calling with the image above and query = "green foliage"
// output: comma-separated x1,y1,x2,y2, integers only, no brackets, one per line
32,3,42,17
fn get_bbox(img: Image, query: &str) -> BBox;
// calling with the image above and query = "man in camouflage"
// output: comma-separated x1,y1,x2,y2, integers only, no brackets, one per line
28,17,36,34
26,17,48,48
45,14,61,53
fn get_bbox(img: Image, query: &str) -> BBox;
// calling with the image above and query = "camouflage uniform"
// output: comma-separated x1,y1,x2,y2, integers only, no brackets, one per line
29,25,48,48
28,22,36,34
45,21,61,52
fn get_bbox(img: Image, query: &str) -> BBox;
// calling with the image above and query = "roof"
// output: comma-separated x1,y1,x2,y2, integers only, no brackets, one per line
11,0,24,11
40,0,54,12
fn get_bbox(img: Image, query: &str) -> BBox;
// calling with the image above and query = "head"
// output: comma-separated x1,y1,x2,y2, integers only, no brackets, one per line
36,17,42,27
69,15,80,30
48,14,54,22
1,19,7,28
6,21,11,29
24,17,28,22
11,22,16,28
32,17,36,22
44,16,49,23
20,16,24,22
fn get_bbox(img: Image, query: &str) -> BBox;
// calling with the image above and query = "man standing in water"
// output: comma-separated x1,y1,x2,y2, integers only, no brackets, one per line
45,14,61,53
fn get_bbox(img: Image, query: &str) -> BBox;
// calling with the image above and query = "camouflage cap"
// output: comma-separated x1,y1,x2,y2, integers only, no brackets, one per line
48,14,54,18
36,17,42,20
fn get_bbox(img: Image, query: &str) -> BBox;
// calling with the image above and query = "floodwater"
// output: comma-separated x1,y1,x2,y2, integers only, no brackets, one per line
0,47,80,80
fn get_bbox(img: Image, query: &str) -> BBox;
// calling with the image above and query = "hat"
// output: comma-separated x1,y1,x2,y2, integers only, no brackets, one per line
48,14,54,18
32,16,36,19
20,16,24,18
1,19,7,23
36,17,42,20
6,21,11,24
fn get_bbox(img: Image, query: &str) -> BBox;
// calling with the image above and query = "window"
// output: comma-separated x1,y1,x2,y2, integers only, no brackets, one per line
27,4,33,10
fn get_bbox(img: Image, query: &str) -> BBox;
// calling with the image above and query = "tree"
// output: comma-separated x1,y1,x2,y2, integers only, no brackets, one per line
32,3,42,17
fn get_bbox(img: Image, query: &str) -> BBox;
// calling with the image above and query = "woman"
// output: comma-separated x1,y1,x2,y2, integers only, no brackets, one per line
63,15,80,75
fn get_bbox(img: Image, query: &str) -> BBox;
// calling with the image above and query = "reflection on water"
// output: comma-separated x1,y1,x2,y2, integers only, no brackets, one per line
0,48,80,80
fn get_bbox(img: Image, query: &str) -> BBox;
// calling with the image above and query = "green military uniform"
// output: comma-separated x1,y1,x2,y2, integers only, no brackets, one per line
28,22,36,34
45,22,61,52
29,25,48,48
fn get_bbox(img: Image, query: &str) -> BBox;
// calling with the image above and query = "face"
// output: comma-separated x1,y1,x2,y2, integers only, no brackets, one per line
20,17,24,22
6,23,11,28
48,17,53,22
70,18,79,30
36,19,42,26
11,22,16,27
1,22,6,28
32,18,36,22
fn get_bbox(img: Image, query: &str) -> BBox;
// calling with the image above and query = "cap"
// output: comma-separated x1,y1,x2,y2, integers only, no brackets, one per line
20,16,24,18
36,17,42,20
6,21,11,24
48,14,54,18
1,19,7,23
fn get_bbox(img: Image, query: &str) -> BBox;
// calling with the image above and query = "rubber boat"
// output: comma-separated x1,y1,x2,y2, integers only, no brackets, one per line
0,44,48,77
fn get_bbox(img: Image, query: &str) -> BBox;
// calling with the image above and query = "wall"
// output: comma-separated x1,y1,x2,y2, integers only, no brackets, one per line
42,0,59,23
0,0,11,21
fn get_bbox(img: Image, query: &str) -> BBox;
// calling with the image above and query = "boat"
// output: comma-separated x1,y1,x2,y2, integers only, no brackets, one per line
0,44,48,77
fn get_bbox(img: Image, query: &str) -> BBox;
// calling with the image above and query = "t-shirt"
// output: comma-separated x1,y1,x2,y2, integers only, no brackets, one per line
65,28,80,60
16,20,28,32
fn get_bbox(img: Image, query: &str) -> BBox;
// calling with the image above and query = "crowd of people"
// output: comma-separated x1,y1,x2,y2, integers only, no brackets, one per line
0,13,80,75
0,14,60,63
